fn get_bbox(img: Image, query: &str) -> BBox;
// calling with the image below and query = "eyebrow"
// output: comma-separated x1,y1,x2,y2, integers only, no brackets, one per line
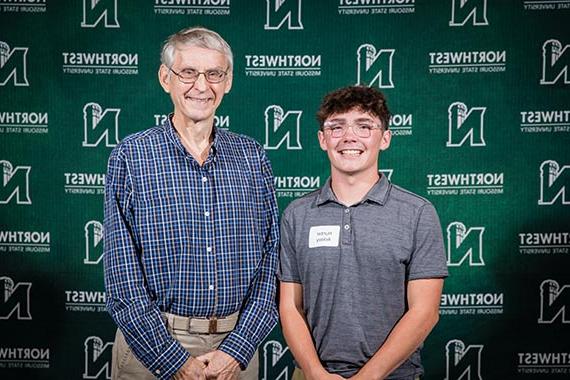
178,65,226,71
325,117,376,124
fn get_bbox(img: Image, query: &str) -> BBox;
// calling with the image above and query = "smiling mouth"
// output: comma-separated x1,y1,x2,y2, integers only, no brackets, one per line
339,149,363,156
187,96,212,103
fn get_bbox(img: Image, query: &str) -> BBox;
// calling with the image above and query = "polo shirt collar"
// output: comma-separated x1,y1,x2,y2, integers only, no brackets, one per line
316,172,391,206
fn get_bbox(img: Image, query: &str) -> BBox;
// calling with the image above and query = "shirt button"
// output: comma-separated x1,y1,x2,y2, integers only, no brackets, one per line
345,208,350,213
206,246,212,253
202,176,208,183
204,211,210,217
208,285,214,291
344,224,350,230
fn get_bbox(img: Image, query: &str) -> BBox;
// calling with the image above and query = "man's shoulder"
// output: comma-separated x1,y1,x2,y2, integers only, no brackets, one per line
283,190,320,217
108,126,164,160
388,182,433,210
116,126,164,150
216,129,267,163
217,128,261,148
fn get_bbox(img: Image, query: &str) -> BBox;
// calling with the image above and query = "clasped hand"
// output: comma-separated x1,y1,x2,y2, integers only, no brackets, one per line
174,350,240,380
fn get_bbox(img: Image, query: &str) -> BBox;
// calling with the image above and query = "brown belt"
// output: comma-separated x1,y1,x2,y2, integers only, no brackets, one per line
163,312,239,334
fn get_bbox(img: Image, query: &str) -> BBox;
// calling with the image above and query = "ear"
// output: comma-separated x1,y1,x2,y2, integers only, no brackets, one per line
224,71,233,94
379,129,392,151
318,130,328,151
158,64,171,93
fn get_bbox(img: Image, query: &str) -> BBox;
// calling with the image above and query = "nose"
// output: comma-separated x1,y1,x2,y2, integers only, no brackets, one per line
342,125,359,140
192,72,208,90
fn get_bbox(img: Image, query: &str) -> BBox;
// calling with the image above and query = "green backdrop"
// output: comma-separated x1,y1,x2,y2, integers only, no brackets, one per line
1,1,569,379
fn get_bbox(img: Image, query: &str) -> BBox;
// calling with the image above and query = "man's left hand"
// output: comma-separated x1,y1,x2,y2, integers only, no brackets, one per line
196,350,240,380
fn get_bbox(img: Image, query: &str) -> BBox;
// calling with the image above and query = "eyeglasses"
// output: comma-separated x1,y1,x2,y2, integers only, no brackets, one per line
169,67,228,84
322,122,382,138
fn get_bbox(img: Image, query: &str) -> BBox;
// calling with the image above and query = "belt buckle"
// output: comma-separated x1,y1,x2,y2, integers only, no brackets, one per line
208,317,218,334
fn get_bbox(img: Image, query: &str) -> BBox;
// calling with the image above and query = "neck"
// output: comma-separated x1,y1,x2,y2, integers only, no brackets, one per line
330,169,380,206
172,114,214,165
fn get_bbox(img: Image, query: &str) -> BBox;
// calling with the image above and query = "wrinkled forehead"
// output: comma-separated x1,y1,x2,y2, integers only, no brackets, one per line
172,44,229,68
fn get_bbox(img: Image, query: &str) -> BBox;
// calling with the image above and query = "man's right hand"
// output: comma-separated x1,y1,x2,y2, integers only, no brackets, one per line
305,367,345,380
313,375,344,380
173,356,207,380
307,374,345,380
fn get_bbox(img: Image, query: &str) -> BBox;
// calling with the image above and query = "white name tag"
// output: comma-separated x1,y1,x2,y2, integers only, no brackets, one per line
308,225,340,248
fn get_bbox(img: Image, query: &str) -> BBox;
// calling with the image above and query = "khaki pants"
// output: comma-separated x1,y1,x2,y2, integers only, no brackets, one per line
111,327,258,380
292,368,422,380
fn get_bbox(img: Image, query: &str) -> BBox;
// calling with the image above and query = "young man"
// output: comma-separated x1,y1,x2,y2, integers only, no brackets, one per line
104,26,279,380
279,86,448,380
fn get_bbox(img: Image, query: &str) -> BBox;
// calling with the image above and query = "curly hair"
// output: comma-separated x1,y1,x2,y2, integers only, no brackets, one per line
316,85,391,130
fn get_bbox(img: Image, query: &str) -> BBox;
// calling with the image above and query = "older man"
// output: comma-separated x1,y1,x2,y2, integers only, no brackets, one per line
104,26,279,380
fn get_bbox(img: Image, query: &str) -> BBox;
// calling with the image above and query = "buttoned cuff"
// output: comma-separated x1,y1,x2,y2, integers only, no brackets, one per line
148,340,190,380
218,331,256,369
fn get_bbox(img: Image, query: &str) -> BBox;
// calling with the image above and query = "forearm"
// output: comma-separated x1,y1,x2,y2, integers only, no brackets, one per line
353,278,444,380
105,260,190,379
218,238,279,367
354,307,439,380
281,307,328,377
217,297,278,368
279,288,329,378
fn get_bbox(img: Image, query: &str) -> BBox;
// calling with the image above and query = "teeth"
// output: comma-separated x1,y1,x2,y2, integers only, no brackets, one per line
341,149,361,155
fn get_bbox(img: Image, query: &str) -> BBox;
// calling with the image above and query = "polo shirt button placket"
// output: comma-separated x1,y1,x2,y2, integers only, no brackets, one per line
342,207,352,244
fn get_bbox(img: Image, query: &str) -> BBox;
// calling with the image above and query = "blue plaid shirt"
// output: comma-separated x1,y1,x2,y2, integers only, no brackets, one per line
103,117,279,380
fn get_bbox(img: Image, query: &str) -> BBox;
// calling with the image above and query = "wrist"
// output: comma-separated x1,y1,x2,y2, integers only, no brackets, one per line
355,367,383,380
306,365,328,379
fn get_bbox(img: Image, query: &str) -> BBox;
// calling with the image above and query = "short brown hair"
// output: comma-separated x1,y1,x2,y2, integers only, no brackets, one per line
316,85,391,130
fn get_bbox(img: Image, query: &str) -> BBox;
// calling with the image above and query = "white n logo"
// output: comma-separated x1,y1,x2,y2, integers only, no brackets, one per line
264,105,302,150
539,279,570,324
539,160,570,205
262,340,295,380
0,276,32,320
83,102,120,147
449,0,488,26
265,0,303,30
81,0,119,28
84,221,104,265
83,336,113,379
0,41,29,86
540,39,570,85
0,160,31,205
445,339,483,380
356,44,395,89
447,222,485,266
447,102,486,147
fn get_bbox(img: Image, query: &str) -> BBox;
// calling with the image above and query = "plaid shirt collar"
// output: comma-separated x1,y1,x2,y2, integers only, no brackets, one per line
163,113,222,165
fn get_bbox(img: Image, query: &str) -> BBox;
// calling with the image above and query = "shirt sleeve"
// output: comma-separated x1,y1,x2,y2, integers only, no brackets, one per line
277,207,301,283
103,145,190,380
218,145,280,368
408,203,449,280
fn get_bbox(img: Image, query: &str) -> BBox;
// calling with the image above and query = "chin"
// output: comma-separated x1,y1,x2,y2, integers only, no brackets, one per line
186,110,215,122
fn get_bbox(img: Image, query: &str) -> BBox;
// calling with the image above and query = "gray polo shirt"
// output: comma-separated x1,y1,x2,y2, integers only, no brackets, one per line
278,175,448,379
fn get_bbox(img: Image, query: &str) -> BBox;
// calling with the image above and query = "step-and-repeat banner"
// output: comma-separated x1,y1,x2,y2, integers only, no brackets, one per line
1,1,569,379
